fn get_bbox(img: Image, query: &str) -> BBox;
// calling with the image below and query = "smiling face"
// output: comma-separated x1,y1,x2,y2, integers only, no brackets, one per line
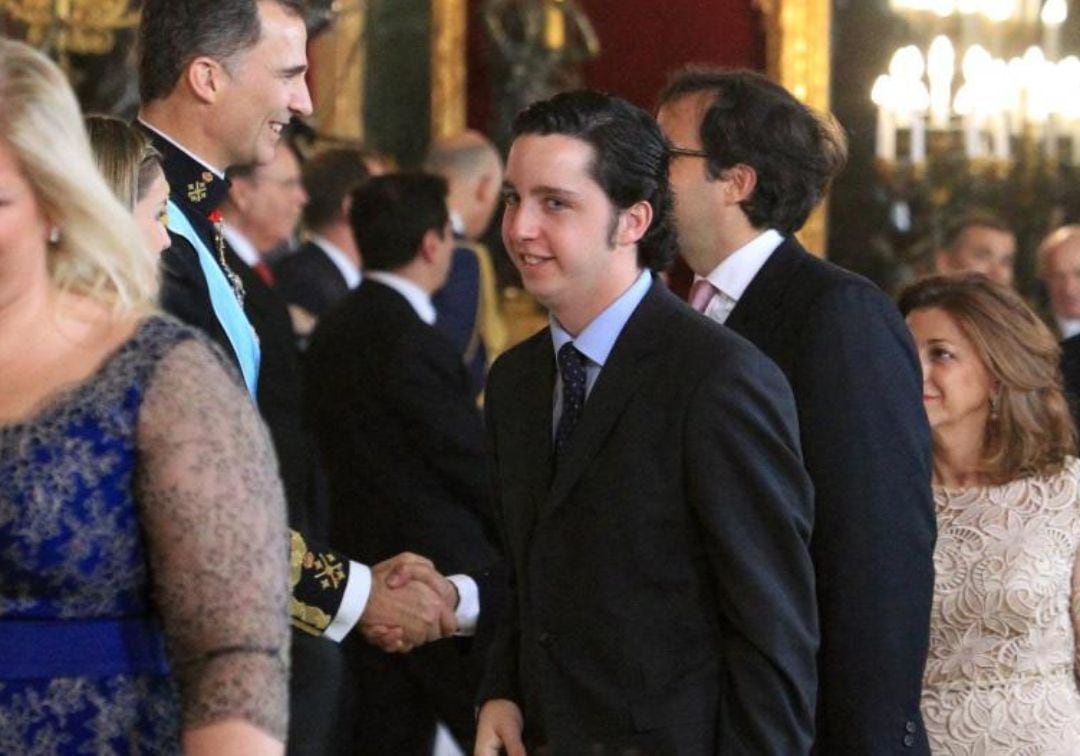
907,306,996,438
133,167,170,255
501,133,642,334
215,0,311,168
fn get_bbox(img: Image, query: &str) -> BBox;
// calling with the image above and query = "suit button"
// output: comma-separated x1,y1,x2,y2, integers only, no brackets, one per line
905,721,917,734
903,734,915,747
537,632,552,646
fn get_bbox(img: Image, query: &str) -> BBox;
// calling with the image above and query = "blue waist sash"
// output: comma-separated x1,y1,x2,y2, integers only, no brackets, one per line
0,617,171,680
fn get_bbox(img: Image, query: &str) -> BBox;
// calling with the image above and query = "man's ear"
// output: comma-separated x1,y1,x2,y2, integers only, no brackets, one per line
338,194,353,224
615,200,654,247
475,172,496,204
185,56,229,105
722,163,758,205
419,228,441,263
228,179,256,215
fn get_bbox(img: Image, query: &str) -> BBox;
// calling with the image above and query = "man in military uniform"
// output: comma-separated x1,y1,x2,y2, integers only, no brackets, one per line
135,4,481,748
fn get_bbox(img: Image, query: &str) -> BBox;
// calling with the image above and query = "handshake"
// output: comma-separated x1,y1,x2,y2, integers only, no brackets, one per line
358,552,461,653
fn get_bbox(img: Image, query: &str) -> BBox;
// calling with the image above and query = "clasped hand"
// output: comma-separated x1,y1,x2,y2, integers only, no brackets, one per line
359,552,458,652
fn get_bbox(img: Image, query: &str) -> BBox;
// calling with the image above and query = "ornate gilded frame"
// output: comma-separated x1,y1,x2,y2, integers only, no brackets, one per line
757,0,833,256
308,0,367,144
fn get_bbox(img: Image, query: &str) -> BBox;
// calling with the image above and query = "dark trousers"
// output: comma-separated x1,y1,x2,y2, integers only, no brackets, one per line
288,630,349,756
343,636,479,755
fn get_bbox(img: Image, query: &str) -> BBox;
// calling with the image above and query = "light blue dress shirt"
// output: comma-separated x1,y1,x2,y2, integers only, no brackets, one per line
549,270,652,436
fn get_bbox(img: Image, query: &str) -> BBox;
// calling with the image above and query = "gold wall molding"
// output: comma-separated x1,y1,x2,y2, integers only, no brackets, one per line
309,0,367,145
431,0,467,139
758,0,832,257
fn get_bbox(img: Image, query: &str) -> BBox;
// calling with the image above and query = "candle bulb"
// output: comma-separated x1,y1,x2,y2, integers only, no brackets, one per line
928,36,955,130
872,75,897,162
1042,0,1067,61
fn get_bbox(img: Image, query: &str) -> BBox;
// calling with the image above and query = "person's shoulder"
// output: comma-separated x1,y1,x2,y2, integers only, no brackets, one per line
489,326,549,379
773,242,891,314
640,285,777,377
274,242,323,275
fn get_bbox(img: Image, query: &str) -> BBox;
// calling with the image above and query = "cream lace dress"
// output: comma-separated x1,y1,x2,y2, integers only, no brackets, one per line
921,457,1080,754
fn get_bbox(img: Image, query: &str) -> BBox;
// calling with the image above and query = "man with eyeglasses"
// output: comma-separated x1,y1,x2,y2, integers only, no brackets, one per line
657,67,935,754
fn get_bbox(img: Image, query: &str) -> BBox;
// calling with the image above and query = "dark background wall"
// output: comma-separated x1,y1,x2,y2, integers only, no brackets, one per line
466,0,764,134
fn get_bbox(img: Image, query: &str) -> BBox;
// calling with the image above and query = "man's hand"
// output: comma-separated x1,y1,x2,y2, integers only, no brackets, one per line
475,699,526,756
359,552,458,652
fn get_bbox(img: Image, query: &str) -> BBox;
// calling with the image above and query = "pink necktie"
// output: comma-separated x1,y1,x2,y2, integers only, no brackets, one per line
689,278,717,313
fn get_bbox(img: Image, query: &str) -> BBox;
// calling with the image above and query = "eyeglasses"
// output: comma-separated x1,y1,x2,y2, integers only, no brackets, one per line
668,146,710,159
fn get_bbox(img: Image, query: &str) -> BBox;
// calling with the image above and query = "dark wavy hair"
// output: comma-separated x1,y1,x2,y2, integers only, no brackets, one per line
659,67,848,236
137,0,305,103
899,273,1076,483
303,148,371,231
511,90,678,272
349,173,449,272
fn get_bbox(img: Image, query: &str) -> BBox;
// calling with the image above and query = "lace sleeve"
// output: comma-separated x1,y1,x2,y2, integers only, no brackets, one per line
134,337,290,740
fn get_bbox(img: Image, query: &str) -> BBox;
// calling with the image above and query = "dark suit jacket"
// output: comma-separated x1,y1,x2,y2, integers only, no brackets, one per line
480,280,818,754
228,245,325,539
724,237,935,754
304,279,505,651
273,239,352,318
433,242,486,397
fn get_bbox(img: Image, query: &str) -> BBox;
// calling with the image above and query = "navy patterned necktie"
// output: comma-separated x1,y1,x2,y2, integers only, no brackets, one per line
555,342,587,453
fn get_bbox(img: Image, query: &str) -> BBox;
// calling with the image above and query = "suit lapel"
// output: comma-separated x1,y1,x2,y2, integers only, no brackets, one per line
311,242,350,296
505,333,557,536
724,237,803,345
543,283,669,516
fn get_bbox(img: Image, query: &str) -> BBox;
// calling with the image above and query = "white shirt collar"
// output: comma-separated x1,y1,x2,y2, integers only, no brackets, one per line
221,225,260,267
550,270,652,368
136,119,227,179
365,270,437,325
449,210,466,237
1058,316,1080,340
696,229,784,304
311,234,361,289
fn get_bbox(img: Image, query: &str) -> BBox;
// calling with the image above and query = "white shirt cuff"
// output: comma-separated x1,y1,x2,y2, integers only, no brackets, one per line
323,560,371,642
448,574,480,636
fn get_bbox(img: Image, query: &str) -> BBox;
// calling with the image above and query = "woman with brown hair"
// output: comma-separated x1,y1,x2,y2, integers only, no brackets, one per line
901,272,1080,753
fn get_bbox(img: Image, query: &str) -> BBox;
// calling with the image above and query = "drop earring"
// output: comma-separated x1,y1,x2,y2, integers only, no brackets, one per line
48,226,61,245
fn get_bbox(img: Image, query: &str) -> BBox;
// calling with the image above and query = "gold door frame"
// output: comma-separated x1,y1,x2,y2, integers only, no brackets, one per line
426,0,833,248
758,0,833,256
309,0,367,145
431,0,467,139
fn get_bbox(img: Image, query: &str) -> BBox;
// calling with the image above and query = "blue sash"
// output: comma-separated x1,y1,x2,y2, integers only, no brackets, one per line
0,617,171,680
166,200,260,397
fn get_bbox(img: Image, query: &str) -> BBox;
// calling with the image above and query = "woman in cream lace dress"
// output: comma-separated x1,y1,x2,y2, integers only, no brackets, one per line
901,273,1080,755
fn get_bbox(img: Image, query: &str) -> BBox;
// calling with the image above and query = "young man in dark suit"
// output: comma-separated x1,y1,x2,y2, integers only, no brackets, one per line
476,90,818,755
305,173,504,755
658,67,935,754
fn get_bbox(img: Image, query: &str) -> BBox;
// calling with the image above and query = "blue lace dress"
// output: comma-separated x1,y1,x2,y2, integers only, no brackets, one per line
0,316,289,754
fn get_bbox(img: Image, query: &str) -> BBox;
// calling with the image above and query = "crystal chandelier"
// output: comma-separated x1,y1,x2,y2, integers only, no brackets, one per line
873,0,1075,166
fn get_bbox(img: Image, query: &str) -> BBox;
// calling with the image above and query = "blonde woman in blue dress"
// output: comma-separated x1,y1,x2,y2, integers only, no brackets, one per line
901,273,1080,754
0,39,289,754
